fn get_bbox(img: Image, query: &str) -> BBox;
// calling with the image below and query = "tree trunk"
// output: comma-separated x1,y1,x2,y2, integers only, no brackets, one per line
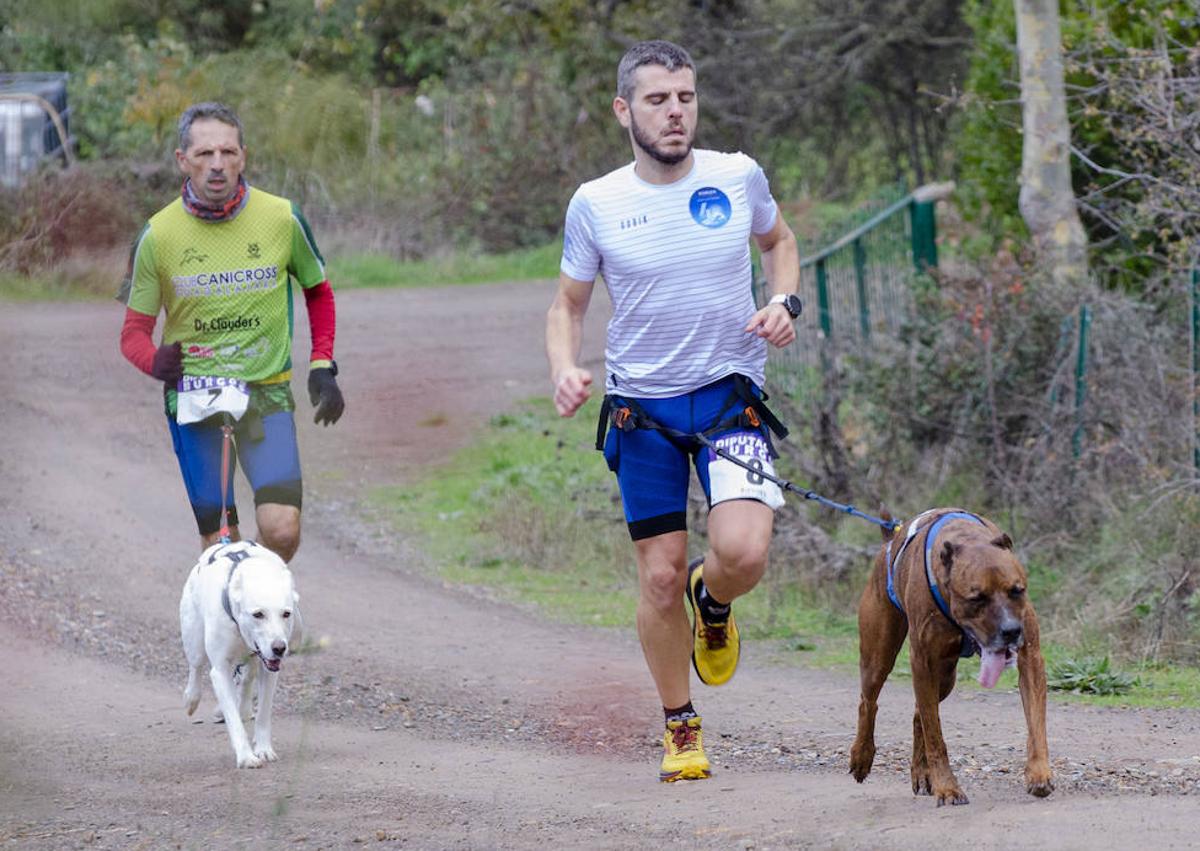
1014,0,1089,294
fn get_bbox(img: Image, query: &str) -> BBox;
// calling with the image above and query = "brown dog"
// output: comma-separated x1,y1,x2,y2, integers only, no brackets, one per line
849,508,1054,805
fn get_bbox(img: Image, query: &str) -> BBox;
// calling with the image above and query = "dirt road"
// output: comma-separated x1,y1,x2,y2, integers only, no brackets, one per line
2,283,1199,850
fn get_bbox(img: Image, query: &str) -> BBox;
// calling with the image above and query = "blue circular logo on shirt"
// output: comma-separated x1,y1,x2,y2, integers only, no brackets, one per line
689,187,731,229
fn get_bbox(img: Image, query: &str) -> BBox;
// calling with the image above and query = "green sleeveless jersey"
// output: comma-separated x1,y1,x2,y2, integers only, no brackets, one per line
122,187,326,384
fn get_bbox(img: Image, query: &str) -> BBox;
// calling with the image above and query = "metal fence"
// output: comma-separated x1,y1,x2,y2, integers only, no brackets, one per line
756,182,953,373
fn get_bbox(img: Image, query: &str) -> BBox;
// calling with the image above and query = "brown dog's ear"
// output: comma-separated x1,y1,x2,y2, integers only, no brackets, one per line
992,533,1014,550
941,540,960,572
880,509,895,542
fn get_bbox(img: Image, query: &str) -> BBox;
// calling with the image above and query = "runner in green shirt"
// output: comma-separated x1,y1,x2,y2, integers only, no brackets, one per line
119,102,344,562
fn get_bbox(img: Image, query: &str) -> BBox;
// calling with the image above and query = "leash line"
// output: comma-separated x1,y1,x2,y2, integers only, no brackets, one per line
692,432,901,533
217,412,234,544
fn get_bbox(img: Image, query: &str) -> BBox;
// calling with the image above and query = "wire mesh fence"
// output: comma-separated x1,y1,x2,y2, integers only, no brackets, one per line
755,182,951,378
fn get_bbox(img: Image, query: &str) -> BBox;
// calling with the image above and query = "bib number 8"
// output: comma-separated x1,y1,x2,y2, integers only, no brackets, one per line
707,431,784,510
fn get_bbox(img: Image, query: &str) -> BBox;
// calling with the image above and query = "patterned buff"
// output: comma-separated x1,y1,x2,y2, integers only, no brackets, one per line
181,176,250,222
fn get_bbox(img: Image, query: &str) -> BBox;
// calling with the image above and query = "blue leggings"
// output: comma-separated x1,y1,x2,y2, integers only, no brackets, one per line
168,411,302,535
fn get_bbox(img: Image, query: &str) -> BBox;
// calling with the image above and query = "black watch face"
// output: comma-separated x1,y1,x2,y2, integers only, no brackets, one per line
784,294,802,318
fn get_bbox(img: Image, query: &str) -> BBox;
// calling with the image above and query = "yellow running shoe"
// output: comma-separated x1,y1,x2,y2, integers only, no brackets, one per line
659,716,711,782
686,558,740,686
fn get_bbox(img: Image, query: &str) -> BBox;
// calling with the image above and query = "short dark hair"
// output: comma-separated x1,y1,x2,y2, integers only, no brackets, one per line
178,102,244,151
616,40,696,103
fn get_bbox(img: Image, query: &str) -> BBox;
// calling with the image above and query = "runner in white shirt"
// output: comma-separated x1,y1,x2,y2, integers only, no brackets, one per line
545,39,802,783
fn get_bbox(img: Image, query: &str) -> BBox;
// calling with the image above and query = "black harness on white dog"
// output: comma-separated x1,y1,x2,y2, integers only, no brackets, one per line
207,541,261,626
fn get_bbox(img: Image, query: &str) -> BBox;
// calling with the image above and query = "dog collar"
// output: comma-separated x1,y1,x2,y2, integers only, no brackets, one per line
922,511,986,658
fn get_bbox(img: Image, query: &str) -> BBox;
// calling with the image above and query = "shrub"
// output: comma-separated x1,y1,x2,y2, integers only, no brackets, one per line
1047,657,1137,695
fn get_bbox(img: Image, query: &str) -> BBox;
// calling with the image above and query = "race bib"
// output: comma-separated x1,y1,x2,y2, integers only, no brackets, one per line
707,431,785,510
176,375,250,425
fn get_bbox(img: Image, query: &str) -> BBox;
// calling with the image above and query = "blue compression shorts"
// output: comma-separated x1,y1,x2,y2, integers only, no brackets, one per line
168,411,303,535
601,375,772,540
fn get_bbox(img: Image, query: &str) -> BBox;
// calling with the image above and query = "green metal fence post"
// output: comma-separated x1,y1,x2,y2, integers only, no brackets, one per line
815,258,832,339
1072,304,1091,460
909,199,938,272
853,238,870,340
1193,268,1199,475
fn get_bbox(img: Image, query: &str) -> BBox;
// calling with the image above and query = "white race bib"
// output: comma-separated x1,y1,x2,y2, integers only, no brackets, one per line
176,375,250,425
707,431,785,510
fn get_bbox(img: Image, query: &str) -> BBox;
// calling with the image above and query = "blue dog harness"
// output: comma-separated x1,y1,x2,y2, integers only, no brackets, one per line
885,510,985,658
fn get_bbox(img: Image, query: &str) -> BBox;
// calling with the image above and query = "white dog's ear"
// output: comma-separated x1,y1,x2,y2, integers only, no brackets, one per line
228,569,245,609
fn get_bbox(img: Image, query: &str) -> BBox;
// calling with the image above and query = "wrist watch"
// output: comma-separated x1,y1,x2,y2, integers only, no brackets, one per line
769,293,803,319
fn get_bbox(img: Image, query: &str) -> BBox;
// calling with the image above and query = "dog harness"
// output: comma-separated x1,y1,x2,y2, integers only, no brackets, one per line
208,541,261,625
885,510,985,658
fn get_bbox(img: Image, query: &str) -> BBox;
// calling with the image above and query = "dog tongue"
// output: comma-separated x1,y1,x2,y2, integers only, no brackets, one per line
978,649,1008,689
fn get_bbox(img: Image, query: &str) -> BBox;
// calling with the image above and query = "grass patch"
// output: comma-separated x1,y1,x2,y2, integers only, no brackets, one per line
1038,650,1200,708
370,397,637,626
1047,656,1136,696
0,266,117,301
331,241,560,289
0,241,561,302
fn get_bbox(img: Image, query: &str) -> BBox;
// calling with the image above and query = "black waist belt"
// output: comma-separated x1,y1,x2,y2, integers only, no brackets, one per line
595,374,788,458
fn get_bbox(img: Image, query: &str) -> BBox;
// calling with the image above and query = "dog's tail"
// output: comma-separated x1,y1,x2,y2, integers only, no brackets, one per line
879,509,897,542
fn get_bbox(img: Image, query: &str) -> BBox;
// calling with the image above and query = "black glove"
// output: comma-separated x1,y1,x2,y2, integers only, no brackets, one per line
307,361,344,426
151,341,184,384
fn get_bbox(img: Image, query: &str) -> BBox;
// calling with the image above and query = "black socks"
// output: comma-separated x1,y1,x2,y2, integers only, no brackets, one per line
664,701,698,724
695,576,731,624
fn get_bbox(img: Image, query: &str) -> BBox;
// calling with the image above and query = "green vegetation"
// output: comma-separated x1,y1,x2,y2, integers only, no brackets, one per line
0,269,108,301
0,0,976,261
369,398,635,627
1047,656,1137,696
0,242,561,301
957,0,1200,283
332,242,560,290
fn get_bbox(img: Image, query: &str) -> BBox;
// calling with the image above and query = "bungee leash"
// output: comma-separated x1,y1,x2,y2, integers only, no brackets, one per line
217,412,235,544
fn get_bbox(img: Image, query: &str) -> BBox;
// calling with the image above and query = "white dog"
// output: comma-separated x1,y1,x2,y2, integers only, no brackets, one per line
179,540,298,768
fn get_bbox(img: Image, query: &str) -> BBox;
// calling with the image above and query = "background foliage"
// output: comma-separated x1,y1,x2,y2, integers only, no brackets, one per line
0,0,975,254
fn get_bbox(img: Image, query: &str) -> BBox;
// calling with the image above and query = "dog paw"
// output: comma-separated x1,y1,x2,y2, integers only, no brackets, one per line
236,752,264,769
254,744,278,762
934,786,969,806
911,774,932,796
848,746,874,783
1026,773,1054,798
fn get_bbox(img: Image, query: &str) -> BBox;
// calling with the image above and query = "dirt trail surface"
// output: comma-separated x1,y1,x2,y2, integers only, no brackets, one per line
2,283,1199,850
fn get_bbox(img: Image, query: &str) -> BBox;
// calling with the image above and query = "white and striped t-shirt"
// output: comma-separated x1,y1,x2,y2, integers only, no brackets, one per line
561,148,779,398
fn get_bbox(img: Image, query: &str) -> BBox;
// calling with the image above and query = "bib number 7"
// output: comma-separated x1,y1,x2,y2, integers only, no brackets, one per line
176,375,250,425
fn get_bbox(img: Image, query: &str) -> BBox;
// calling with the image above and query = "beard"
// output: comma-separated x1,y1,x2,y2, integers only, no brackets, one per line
630,114,693,166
